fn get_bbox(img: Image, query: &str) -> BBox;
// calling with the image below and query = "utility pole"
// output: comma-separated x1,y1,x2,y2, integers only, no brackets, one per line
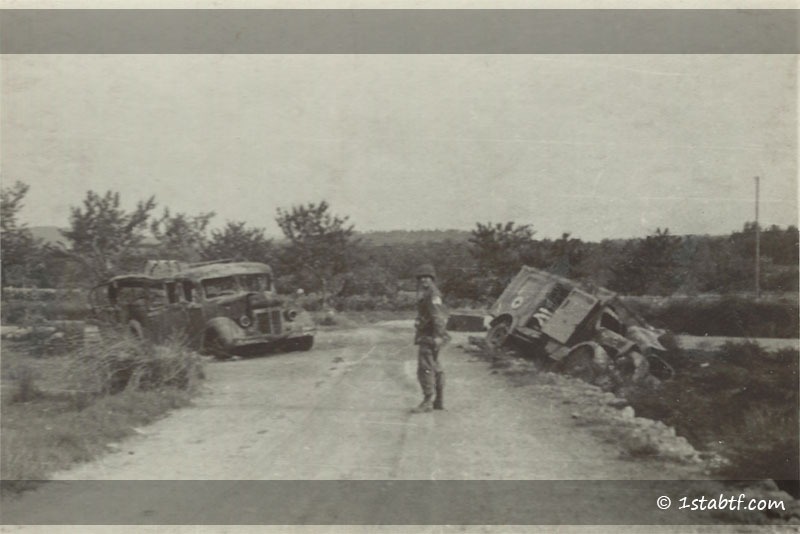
754,176,760,300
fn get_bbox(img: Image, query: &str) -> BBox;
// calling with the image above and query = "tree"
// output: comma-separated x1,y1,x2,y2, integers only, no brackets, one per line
59,190,157,282
150,208,215,262
275,201,357,305
548,232,587,279
201,221,273,263
609,228,682,295
468,221,536,295
0,181,42,287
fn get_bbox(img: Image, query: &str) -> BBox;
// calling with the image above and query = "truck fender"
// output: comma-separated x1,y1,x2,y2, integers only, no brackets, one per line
204,317,242,345
551,341,610,367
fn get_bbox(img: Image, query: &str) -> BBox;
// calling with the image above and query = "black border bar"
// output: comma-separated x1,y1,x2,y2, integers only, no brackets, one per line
1,9,798,53
2,480,798,524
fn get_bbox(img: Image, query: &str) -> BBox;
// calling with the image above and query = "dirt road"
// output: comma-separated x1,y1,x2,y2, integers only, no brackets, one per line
2,323,730,525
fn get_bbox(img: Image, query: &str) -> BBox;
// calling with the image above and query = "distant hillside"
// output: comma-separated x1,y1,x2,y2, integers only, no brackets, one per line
358,229,471,245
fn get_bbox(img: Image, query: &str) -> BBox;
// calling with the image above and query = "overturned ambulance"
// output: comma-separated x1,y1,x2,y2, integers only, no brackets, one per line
486,266,673,386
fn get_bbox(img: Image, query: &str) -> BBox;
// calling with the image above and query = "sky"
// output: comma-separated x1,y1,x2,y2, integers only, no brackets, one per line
2,54,797,241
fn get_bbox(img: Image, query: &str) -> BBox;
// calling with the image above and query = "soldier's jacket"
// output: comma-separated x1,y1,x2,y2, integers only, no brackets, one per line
415,284,450,346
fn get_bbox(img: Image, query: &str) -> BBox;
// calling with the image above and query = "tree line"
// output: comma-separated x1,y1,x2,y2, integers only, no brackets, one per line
2,181,798,301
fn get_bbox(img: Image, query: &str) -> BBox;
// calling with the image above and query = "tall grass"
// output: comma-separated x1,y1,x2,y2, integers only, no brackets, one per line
1,332,204,490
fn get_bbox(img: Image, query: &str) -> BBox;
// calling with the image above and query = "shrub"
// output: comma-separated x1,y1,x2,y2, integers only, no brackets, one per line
628,296,799,338
68,334,204,395
1,298,92,324
330,294,417,312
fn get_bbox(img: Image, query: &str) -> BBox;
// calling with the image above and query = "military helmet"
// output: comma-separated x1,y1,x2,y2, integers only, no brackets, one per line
415,263,437,280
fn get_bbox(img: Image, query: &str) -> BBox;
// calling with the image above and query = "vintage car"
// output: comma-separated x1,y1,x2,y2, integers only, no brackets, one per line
89,260,316,358
486,266,672,385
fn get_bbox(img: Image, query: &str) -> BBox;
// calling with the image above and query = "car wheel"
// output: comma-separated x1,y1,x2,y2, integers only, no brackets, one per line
486,322,511,350
203,331,231,360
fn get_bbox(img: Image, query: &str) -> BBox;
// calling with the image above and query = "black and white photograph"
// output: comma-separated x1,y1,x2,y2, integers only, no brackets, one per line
0,3,798,531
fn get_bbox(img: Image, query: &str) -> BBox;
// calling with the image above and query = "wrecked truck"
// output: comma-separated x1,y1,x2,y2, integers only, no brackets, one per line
486,266,673,386
89,260,316,358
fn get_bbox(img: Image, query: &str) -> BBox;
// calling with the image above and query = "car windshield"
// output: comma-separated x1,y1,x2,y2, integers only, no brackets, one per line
240,273,271,292
202,276,239,298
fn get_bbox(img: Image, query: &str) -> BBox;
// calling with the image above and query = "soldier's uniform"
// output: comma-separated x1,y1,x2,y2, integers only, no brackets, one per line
413,264,450,413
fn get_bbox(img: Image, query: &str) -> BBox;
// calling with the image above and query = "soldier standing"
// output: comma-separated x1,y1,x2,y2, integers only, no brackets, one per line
411,263,450,413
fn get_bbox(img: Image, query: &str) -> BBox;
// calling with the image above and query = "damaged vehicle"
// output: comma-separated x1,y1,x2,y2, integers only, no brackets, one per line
89,260,316,358
486,266,673,387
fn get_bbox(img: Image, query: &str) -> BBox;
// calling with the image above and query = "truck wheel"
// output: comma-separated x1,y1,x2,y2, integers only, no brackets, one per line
616,351,651,384
486,322,511,350
558,344,597,384
203,330,231,360
289,336,314,351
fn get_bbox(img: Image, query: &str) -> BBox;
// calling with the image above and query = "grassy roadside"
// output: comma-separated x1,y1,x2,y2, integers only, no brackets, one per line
625,342,799,489
1,335,204,494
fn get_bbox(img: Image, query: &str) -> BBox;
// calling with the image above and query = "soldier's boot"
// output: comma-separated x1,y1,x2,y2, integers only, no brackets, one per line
433,372,445,410
411,395,434,414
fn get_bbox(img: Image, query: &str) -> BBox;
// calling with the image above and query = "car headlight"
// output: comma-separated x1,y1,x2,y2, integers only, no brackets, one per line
239,315,252,328
284,309,298,321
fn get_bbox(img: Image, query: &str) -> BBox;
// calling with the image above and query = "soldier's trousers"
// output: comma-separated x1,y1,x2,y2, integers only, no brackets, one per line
417,343,444,397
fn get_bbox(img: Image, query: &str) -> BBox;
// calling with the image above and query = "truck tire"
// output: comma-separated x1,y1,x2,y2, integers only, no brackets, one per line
486,322,511,350
295,336,314,351
203,330,231,360
558,344,597,383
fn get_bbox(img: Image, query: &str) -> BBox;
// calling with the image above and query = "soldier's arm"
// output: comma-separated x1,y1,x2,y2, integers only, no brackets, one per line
429,292,450,345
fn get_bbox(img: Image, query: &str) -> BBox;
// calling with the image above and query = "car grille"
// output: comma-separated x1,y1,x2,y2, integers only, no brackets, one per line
257,309,282,335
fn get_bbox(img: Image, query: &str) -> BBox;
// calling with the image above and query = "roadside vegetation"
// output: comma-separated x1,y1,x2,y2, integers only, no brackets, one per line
2,180,798,307
627,296,799,339
0,333,204,492
625,342,798,487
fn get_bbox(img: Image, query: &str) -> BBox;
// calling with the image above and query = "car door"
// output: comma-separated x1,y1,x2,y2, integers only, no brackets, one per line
179,279,205,349
159,281,191,343
539,288,599,344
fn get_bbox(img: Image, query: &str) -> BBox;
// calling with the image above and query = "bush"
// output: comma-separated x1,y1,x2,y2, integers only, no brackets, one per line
1,333,204,489
1,298,91,324
331,294,417,312
1,288,87,302
628,296,799,338
71,334,204,395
